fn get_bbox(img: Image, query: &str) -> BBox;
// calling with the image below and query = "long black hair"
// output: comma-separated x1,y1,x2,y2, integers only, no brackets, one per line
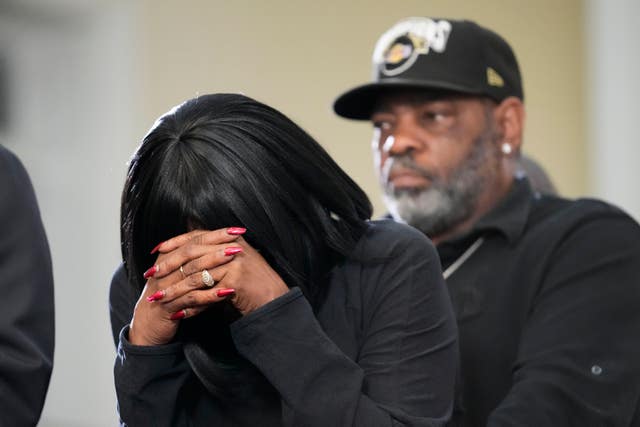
120,93,372,407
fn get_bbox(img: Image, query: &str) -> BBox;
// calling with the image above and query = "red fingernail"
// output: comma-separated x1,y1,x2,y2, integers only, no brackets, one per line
224,246,243,256
170,310,186,321
216,288,236,297
150,242,164,254
227,227,246,235
143,265,159,279
146,290,165,302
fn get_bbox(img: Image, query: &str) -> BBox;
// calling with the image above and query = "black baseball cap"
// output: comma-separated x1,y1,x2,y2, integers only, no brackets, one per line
333,17,523,120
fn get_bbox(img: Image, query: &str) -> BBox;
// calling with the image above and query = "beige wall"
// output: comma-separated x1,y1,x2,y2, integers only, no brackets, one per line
137,0,585,216
2,2,626,425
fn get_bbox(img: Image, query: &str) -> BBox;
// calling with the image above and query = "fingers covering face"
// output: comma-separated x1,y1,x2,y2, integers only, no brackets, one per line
151,227,246,255
140,227,248,323
147,230,245,281
145,261,237,322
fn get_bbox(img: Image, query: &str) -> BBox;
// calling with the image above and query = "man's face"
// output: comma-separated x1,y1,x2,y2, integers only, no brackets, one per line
371,91,501,238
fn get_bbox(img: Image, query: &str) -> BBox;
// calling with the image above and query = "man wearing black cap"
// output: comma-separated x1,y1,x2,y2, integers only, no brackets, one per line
334,17,640,426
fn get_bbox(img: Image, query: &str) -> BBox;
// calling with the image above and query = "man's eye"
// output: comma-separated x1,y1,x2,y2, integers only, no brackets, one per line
374,121,393,130
424,111,446,121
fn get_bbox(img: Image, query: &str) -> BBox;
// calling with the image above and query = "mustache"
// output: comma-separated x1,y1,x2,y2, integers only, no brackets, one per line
386,155,436,182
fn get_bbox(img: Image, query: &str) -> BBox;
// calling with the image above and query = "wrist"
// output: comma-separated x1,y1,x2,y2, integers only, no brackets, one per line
127,325,147,346
243,283,290,315
128,324,169,347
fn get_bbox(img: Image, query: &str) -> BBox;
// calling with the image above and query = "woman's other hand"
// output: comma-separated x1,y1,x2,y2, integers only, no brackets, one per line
128,227,288,346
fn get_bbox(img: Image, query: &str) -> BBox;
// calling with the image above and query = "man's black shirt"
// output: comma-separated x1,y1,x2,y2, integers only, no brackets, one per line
439,177,640,426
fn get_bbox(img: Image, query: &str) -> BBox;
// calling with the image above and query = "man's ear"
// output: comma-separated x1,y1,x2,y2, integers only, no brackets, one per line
494,96,525,154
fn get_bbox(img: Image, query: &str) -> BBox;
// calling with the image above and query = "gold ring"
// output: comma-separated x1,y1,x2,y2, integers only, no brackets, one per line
179,265,186,278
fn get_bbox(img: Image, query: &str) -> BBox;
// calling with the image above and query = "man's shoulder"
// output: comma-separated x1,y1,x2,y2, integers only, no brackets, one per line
537,194,634,219
529,194,640,238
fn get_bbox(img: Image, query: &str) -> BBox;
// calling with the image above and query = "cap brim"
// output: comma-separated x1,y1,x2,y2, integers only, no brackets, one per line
333,79,484,120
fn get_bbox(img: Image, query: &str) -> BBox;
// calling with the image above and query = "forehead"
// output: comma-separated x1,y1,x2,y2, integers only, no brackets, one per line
372,88,489,114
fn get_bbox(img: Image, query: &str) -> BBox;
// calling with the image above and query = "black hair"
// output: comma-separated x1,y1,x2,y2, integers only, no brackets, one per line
120,93,372,407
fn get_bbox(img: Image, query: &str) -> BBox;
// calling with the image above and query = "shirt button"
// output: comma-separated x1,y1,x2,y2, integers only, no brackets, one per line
591,365,603,375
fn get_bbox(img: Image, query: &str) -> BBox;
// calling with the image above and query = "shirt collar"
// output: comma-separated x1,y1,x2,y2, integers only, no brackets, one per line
439,176,534,248
470,176,534,244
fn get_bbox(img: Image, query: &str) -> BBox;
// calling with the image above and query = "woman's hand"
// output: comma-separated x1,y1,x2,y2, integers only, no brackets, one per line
128,227,289,346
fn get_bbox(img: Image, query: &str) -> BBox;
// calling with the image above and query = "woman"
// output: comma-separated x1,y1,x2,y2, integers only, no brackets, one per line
110,93,457,426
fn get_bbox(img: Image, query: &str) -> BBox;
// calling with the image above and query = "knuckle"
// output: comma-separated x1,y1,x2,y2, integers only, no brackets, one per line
189,273,202,288
185,294,198,306
204,252,219,267
207,229,222,240
231,257,244,269
163,300,178,313
206,228,228,245
184,245,198,258
183,260,198,276
222,271,236,286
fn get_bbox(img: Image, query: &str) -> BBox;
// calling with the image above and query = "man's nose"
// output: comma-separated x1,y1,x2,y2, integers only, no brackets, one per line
386,121,424,157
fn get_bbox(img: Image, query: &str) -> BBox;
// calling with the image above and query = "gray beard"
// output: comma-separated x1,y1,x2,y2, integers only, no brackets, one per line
382,132,497,238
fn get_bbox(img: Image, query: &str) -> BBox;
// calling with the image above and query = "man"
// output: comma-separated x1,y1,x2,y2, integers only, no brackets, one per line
0,144,55,426
334,17,640,426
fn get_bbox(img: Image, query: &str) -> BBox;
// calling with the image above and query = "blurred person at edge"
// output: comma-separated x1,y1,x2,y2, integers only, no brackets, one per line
109,93,458,426
0,144,54,426
333,17,640,427
517,155,557,195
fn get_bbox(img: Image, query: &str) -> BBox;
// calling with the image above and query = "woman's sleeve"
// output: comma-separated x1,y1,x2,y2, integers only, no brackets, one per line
231,226,458,427
110,265,218,426
109,264,138,348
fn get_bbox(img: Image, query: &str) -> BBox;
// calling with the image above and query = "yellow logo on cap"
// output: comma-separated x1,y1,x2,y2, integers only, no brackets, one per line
375,18,452,77
487,67,504,87
385,43,413,65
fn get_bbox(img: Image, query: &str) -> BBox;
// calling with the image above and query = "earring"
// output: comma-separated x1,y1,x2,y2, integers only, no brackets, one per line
501,142,512,155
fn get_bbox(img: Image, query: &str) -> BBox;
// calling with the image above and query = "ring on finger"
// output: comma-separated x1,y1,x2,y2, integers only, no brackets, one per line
179,265,186,279
201,269,215,287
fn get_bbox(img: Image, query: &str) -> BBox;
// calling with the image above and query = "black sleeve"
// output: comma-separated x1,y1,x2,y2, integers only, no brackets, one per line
111,265,224,426
114,327,201,427
231,228,458,426
0,146,55,426
109,263,138,348
488,213,640,426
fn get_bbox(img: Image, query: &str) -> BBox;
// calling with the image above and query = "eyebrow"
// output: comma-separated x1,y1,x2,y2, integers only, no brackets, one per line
372,94,454,115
